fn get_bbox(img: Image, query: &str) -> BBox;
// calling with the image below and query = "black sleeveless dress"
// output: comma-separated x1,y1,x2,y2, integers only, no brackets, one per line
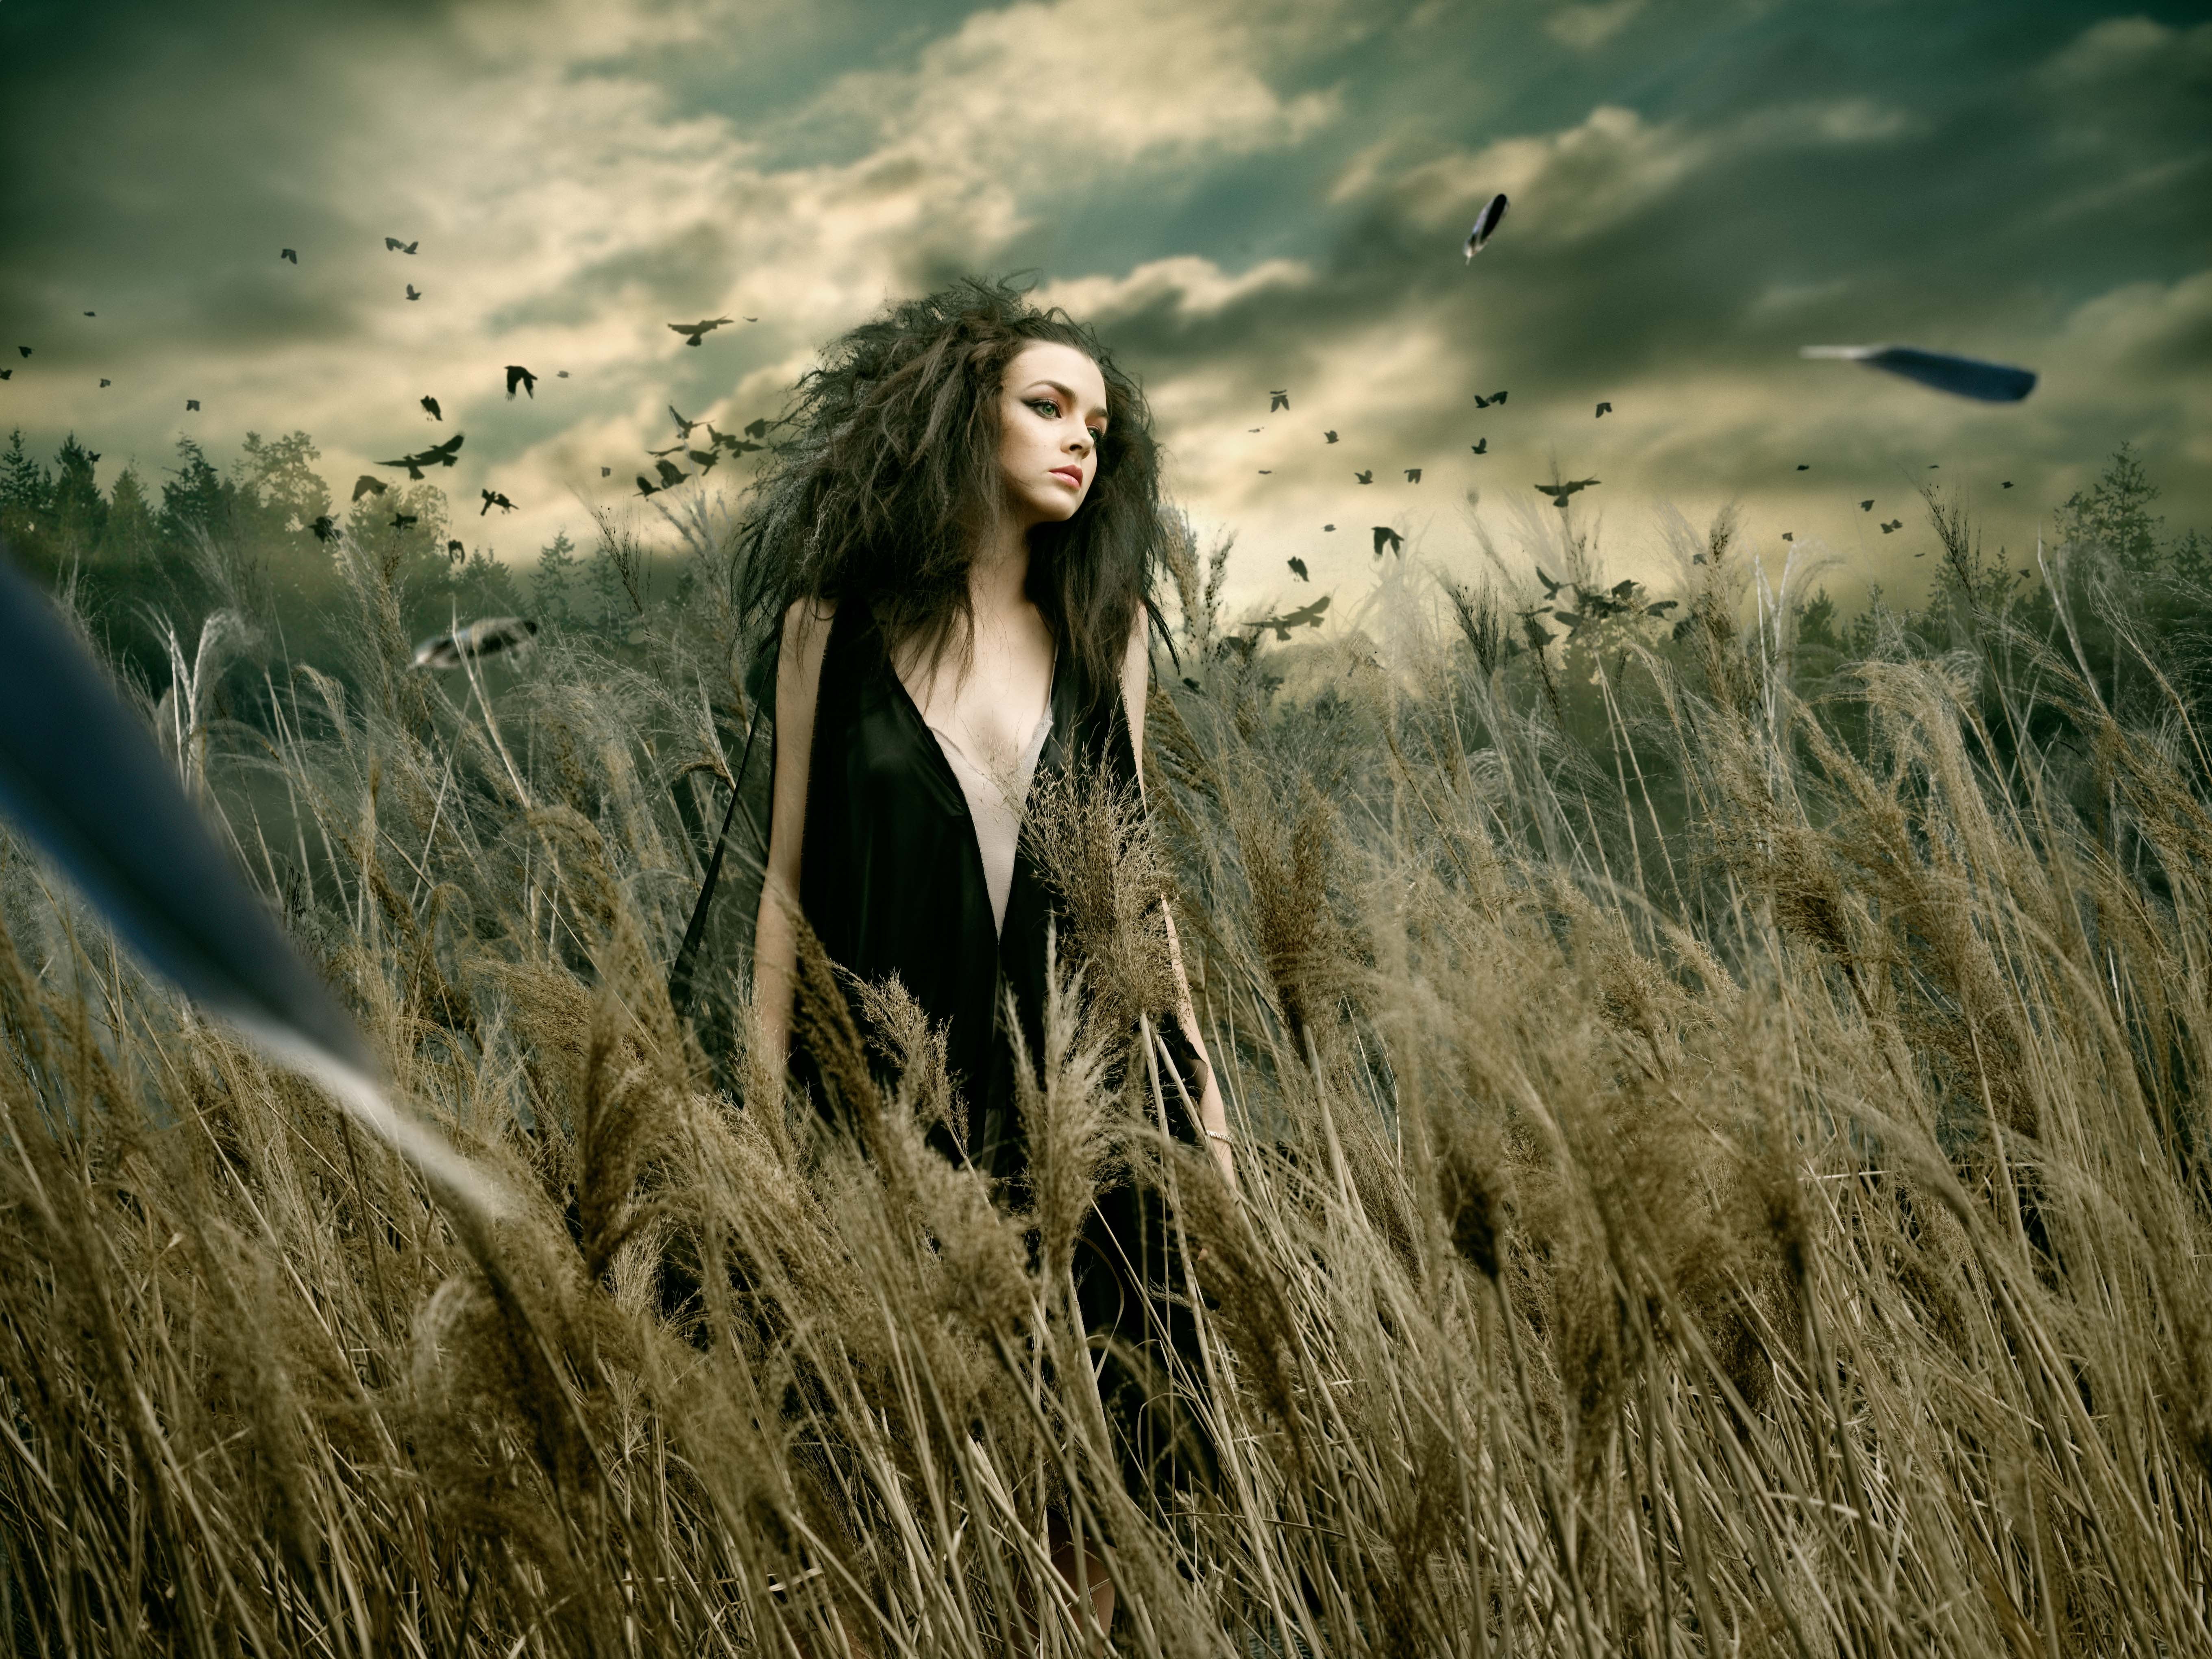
792,599,1215,1502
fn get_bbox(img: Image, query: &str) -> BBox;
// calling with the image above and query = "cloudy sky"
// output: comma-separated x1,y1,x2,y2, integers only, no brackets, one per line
3,0,2206,618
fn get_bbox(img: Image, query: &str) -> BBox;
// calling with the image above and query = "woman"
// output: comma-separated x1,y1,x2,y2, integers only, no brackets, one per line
737,278,1234,1635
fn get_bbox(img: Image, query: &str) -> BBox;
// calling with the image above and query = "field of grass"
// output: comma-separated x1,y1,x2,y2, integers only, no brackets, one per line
0,460,2209,1657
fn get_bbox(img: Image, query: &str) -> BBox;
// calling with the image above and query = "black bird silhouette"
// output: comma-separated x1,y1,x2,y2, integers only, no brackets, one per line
352,475,386,502
1354,470,1373,484
391,513,418,531
311,515,336,542
1534,565,1563,598
480,490,515,515
406,285,421,301
689,449,718,471
669,405,699,438
421,396,442,420
185,399,200,411
601,466,612,477
281,248,298,264
1929,463,1940,469
556,370,569,378
1473,390,1507,407
1372,526,1404,558
1247,427,1263,433
1404,468,1422,483
99,379,110,389
379,434,465,478
668,317,734,346
1881,520,1901,533
1288,557,1309,581
653,458,687,488
1269,390,1289,412
1595,401,1612,418
446,540,464,558
2002,480,2013,488
1257,470,1272,475
504,365,537,399
1323,524,1335,531
16,348,28,358
1324,430,1339,443
1860,499,1874,511
84,312,95,318
646,443,688,458
1781,532,1794,542
385,238,418,254
85,451,99,464
2,370,13,380
636,475,660,498
1266,595,1330,639
1470,438,1488,454
1796,464,1809,471
744,417,771,439
1534,478,1599,506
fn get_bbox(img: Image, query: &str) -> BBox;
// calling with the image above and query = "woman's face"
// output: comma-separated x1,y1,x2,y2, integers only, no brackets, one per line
995,340,1108,531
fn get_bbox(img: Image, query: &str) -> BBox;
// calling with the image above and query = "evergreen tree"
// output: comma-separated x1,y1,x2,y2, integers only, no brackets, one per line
2056,441,2162,577
159,437,235,550
532,530,581,628
51,435,109,555
0,429,52,550
100,466,158,568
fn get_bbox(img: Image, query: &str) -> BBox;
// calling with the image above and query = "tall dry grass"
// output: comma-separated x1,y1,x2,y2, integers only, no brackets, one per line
0,496,2207,1657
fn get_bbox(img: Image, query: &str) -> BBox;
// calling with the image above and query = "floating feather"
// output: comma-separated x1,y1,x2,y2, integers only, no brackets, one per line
1800,344,2037,403
1463,193,1508,261
411,616,539,671
0,549,502,1219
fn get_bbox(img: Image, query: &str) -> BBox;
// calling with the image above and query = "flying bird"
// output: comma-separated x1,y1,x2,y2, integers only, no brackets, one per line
1534,565,1563,598
1373,526,1404,558
1,371,11,380
83,312,95,318
1323,524,1335,531
405,285,421,301
1801,343,2037,403
352,475,386,501
1860,500,1875,511
185,399,200,411
281,248,297,264
421,396,442,420
385,238,418,254
1405,469,1422,483
1354,470,1373,484
744,418,770,439
653,458,687,488
1257,470,1272,475
480,490,516,515
1595,402,1612,418
2002,480,2013,488
379,434,464,478
446,540,464,558
669,405,700,438
635,475,660,498
668,317,734,346
1324,430,1339,443
556,370,570,378
1881,520,1901,533
1781,532,1794,542
1534,478,1600,507
1473,390,1507,407
504,365,537,399
1463,192,1508,261
1269,390,1290,412
601,466,612,478
1470,439,1487,454
310,515,336,542
1796,464,1809,471
1248,427,1263,433
1288,557,1308,581
411,617,538,671
391,513,418,531
99,379,110,389
17,348,29,358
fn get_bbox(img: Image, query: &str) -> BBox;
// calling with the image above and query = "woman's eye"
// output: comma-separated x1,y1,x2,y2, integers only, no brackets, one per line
1030,398,1060,418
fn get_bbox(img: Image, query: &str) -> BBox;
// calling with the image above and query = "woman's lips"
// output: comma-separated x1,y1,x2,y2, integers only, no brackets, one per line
1049,466,1082,488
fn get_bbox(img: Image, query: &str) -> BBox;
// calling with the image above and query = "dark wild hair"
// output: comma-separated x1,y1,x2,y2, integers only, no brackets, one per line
732,275,1165,697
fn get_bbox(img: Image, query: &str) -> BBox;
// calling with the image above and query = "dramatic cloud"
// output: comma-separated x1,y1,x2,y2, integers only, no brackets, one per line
2,0,2204,620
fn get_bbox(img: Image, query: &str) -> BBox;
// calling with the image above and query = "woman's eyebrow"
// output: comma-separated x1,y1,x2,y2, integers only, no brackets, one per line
1026,379,1110,424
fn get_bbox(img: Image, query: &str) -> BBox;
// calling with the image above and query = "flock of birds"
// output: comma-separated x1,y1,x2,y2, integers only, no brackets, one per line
1220,189,2040,651
8,192,2040,673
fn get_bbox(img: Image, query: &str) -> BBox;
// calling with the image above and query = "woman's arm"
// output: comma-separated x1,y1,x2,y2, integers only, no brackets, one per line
1121,617,1236,1189
753,599,835,1071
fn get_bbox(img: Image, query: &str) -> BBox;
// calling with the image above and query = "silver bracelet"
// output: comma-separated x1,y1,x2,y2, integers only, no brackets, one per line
1205,1130,1234,1145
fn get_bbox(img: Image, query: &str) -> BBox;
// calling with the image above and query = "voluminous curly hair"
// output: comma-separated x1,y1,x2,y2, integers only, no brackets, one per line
732,275,1164,697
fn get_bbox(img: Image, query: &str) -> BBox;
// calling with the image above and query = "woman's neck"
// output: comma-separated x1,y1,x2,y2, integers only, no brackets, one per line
967,520,1032,620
